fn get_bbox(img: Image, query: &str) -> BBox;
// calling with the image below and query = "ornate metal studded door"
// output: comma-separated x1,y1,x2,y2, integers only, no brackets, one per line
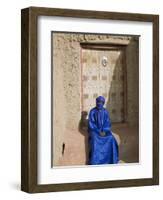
81,45,126,123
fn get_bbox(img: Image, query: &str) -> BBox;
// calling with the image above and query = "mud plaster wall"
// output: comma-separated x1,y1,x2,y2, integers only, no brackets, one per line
52,33,139,166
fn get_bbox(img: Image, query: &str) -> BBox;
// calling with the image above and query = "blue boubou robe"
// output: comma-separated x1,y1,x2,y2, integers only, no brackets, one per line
88,106,119,165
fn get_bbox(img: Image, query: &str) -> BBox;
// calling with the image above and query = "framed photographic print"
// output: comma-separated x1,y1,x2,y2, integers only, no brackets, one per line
21,7,159,193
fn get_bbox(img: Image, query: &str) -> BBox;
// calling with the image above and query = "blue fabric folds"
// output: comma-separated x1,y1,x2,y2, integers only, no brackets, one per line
88,99,119,165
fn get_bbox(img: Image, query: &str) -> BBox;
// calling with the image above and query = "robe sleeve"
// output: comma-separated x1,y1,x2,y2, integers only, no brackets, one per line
102,110,112,133
88,109,100,134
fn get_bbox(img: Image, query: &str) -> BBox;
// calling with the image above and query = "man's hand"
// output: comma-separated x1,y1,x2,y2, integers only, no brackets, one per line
99,131,106,137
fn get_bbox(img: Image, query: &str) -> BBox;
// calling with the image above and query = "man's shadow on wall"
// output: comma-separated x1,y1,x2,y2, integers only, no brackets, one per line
78,111,89,165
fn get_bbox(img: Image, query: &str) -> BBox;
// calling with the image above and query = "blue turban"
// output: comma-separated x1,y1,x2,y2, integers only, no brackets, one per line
96,96,105,103
96,96,105,110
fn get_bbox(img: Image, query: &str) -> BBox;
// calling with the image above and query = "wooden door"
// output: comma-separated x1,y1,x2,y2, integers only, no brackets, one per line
81,45,126,123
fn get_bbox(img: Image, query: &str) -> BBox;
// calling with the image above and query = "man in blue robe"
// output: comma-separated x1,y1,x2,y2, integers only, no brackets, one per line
88,96,119,165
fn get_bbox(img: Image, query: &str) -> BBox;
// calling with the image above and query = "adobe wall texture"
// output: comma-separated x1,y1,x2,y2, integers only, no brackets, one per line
52,32,139,166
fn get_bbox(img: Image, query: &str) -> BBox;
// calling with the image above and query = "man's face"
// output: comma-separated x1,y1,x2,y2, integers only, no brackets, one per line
96,100,104,109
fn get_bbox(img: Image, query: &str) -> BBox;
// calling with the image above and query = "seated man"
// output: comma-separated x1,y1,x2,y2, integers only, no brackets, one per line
88,96,119,165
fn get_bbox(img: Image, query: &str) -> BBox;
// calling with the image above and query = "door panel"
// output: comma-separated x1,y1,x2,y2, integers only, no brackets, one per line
81,46,126,123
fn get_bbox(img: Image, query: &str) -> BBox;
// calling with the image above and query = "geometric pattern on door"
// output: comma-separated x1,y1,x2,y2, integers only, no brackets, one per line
81,46,126,123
